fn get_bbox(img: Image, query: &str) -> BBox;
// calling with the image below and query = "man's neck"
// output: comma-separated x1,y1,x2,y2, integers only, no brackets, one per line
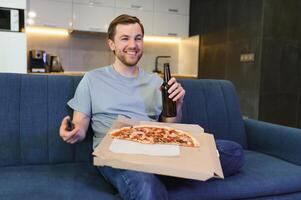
112,60,139,78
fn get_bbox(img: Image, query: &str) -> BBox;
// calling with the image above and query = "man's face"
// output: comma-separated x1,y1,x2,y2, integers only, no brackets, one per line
108,23,143,67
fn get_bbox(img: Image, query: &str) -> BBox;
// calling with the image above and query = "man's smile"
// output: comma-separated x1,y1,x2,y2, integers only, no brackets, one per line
124,50,139,56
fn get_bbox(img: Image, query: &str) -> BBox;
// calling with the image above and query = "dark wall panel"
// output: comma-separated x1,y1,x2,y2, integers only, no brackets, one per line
259,2,301,128
189,0,201,36
190,0,301,127
228,0,263,42
195,0,263,119
263,0,301,41
200,0,229,46
199,44,227,79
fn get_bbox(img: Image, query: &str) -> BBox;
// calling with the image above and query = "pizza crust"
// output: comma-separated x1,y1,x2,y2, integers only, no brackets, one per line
175,129,200,147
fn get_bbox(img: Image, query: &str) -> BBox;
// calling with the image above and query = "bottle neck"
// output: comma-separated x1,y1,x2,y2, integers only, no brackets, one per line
163,63,171,82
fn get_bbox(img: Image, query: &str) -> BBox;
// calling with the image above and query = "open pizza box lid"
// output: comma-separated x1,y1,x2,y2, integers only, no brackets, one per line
93,116,224,181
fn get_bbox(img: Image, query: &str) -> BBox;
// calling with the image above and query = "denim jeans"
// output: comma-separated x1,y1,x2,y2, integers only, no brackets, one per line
98,139,245,200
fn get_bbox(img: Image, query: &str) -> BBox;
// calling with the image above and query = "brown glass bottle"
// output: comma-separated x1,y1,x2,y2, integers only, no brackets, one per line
161,63,177,117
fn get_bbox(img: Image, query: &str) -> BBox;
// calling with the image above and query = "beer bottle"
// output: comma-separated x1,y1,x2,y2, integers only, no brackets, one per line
161,63,177,117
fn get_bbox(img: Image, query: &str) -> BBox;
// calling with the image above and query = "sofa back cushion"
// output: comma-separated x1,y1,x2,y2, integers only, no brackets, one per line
0,73,92,167
179,79,247,148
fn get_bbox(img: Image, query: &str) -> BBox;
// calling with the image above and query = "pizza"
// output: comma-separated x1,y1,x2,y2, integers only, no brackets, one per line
109,125,199,147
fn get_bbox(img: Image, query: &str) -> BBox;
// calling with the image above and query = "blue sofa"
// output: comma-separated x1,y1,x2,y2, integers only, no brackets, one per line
1,73,301,200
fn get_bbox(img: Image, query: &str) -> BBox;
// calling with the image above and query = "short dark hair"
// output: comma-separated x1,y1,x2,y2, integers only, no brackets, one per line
107,14,144,41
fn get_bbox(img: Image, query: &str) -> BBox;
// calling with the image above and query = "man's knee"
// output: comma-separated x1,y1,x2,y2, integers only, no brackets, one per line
134,172,168,200
216,140,245,177
99,167,168,200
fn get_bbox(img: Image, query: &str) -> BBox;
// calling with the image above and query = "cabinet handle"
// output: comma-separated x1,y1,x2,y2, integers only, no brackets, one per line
168,33,178,36
93,1,103,6
131,5,142,9
43,23,57,27
89,27,102,31
168,8,179,13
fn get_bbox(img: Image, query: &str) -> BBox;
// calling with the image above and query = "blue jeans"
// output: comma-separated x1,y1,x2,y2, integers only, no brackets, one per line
98,140,245,200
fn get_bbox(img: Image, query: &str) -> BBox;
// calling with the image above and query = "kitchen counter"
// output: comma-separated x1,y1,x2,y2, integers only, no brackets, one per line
171,74,198,79
156,73,198,79
29,71,86,76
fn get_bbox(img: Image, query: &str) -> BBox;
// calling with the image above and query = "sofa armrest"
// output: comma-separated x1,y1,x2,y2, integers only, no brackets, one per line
244,118,301,166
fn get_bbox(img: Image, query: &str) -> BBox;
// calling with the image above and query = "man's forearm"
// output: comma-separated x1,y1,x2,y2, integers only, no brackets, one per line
74,123,87,141
72,111,90,141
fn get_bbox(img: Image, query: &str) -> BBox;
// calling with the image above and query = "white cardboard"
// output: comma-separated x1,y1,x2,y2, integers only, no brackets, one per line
110,139,180,156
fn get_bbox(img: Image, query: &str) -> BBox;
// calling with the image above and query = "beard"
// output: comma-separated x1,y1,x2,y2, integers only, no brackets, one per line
115,48,143,67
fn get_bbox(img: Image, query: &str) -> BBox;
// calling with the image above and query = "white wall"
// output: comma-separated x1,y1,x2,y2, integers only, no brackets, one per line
178,35,199,77
27,32,180,74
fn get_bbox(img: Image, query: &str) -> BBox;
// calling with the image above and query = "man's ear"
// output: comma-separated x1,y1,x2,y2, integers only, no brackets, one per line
107,39,115,52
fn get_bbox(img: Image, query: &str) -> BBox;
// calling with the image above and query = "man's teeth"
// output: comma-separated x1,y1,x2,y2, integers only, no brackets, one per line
126,51,136,55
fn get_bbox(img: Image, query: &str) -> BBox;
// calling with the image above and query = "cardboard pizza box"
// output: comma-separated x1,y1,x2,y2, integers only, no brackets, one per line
93,116,224,181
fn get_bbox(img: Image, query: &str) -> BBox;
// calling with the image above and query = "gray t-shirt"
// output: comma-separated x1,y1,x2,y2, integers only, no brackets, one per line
68,65,163,149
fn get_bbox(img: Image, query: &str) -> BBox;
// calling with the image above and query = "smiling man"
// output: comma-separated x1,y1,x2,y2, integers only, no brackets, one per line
108,20,143,69
59,15,244,200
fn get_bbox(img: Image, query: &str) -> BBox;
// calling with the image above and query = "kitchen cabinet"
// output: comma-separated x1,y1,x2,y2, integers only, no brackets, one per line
27,0,190,37
0,0,26,9
73,3,114,32
0,32,27,73
49,0,72,2
153,0,189,37
153,12,189,37
115,8,153,35
154,0,189,15
72,0,114,7
28,0,72,28
115,0,153,11
115,0,154,35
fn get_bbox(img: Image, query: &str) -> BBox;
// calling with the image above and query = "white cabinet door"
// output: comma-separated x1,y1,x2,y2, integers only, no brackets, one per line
0,0,26,9
73,4,115,32
0,32,27,73
48,0,72,2
153,12,188,37
116,0,153,11
72,0,115,7
28,0,72,28
115,8,153,35
154,0,189,15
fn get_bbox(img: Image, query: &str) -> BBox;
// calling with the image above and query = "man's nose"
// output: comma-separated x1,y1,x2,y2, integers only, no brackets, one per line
128,39,137,47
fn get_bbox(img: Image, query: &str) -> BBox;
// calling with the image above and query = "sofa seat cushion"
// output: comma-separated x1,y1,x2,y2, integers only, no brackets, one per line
245,192,301,200
166,150,301,200
0,163,118,200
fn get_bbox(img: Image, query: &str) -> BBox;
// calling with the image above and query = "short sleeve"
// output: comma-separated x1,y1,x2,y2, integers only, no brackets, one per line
67,74,92,117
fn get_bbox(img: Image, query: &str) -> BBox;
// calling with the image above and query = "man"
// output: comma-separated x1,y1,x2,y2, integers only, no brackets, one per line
60,14,244,200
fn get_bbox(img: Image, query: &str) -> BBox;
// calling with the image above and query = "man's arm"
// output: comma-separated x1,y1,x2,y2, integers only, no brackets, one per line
59,111,90,144
160,77,185,123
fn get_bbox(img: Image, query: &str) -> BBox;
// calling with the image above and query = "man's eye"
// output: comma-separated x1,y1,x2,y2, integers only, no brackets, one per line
136,37,142,41
121,38,128,41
